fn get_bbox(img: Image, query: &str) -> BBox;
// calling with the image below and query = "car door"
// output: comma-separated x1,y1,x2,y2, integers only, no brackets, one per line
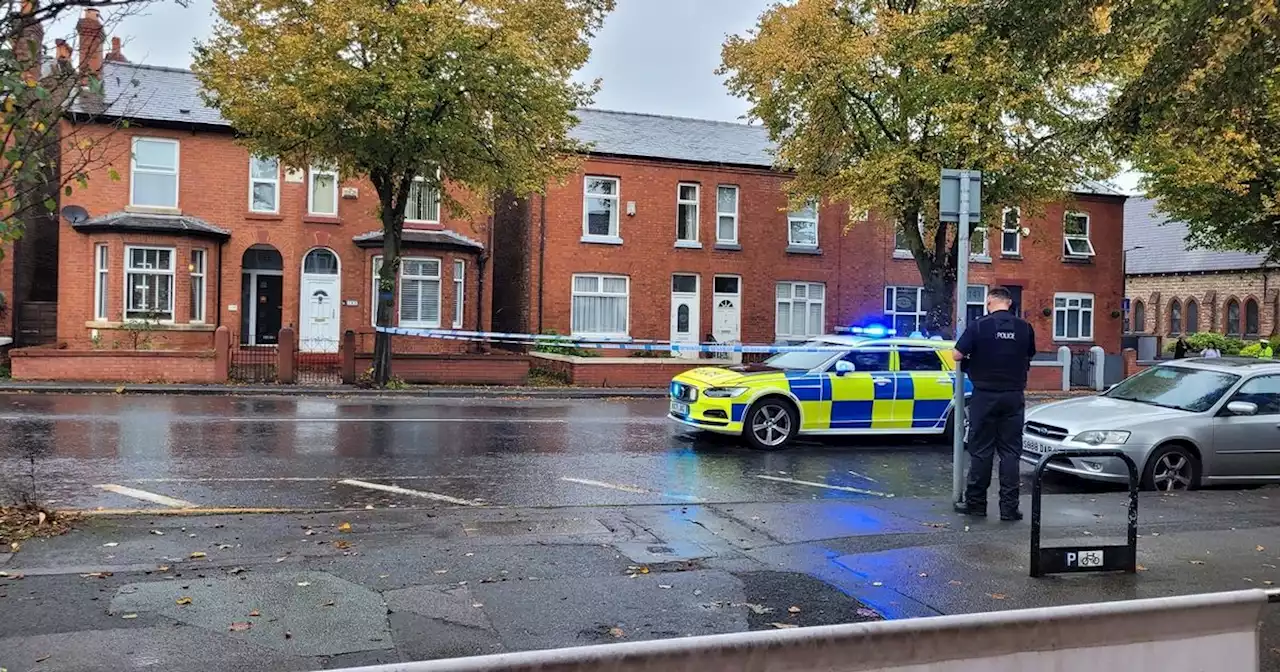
896,347,954,431
1211,374,1280,479
825,348,895,431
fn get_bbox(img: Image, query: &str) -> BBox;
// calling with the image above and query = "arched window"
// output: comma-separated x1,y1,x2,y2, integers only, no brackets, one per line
1246,298,1260,337
1226,299,1241,336
1133,300,1146,333
1186,299,1199,333
1169,299,1182,335
303,248,340,275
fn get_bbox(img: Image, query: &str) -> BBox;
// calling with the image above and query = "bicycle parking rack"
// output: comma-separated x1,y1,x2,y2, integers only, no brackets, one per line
1030,449,1139,578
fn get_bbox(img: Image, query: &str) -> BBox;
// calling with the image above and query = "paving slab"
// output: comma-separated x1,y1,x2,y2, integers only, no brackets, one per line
0,626,312,672
384,584,494,631
714,501,949,543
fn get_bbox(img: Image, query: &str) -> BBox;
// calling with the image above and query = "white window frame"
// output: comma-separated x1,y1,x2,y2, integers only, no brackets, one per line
1001,207,1021,256
775,281,826,339
964,283,987,324
787,201,819,248
453,260,465,329
676,182,700,247
581,176,621,243
716,185,739,245
93,244,109,321
406,176,442,224
570,273,630,337
969,226,990,260
1053,292,1095,342
308,165,339,217
884,285,926,334
399,256,442,329
371,256,386,328
124,245,176,322
129,137,179,209
190,248,206,323
248,156,280,213
1063,211,1096,258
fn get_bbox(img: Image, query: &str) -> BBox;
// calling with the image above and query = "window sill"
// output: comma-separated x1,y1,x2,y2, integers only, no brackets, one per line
85,320,216,332
125,205,181,216
399,322,441,330
713,242,742,252
969,254,993,264
1052,339,1096,345
893,249,913,260
785,245,822,255
246,212,283,221
1061,256,1095,265
304,215,342,225
674,240,703,250
580,235,624,246
1001,253,1022,260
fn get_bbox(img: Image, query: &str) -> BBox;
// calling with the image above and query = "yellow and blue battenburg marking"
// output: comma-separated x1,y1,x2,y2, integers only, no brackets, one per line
777,370,973,431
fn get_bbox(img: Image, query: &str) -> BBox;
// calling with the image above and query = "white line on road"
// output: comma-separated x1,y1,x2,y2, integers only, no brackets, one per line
0,415,654,424
96,484,198,509
847,470,880,483
755,475,893,498
127,476,479,483
559,477,704,502
338,479,482,507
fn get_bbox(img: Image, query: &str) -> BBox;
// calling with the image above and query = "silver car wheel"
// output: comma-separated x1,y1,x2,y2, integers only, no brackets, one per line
751,404,792,447
1151,453,1193,491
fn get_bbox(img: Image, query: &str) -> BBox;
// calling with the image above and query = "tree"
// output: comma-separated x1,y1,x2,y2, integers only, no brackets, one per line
194,0,613,385
953,0,1280,258
719,0,1116,335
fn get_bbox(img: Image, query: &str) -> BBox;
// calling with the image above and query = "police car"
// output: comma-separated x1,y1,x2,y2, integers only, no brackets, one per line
668,331,972,450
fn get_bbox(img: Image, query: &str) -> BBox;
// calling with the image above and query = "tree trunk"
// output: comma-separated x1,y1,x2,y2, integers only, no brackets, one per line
923,273,957,339
372,215,403,387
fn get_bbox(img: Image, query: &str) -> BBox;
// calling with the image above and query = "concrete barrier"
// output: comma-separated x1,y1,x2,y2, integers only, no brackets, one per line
326,590,1275,672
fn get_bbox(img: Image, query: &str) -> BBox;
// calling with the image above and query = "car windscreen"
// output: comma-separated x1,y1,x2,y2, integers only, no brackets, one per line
1105,366,1241,412
761,343,837,371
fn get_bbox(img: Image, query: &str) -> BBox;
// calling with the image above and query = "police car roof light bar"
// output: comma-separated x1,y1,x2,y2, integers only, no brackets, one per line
1030,450,1139,578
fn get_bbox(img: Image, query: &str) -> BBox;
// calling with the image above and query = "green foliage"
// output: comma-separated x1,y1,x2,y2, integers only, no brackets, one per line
1165,332,1245,355
533,330,597,358
1240,342,1264,358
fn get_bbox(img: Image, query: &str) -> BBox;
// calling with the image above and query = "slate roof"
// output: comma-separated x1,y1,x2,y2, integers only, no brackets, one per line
76,62,1127,195
73,211,231,239
352,229,484,251
1124,197,1270,275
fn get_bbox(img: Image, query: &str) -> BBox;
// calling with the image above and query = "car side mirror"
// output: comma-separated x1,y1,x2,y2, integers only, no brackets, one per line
834,360,855,376
1227,401,1258,416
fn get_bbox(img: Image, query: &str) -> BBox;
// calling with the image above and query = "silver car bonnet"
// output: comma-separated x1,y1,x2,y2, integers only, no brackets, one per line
1026,394,1196,435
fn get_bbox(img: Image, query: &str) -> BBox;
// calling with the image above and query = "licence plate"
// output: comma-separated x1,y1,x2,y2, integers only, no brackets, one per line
670,401,690,416
1023,437,1056,454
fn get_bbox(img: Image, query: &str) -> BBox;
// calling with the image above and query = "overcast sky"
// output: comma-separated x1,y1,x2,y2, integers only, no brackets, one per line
56,0,1139,191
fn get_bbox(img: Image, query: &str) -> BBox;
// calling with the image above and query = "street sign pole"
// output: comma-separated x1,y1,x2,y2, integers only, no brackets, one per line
940,169,981,504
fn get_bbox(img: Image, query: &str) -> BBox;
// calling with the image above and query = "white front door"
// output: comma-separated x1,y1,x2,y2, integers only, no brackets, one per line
670,274,700,359
713,275,742,363
299,249,341,353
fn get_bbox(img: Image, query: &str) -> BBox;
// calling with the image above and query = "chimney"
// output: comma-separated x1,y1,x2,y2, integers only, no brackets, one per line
55,38,72,63
76,8,104,81
13,0,44,79
104,36,129,64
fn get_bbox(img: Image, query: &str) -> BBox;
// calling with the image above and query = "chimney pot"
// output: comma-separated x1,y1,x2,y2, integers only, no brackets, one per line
76,8,105,81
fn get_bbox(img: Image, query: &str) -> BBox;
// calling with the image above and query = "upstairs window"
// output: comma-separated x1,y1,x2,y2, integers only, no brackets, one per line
787,201,818,248
716,186,739,244
130,137,179,209
249,156,279,213
407,178,441,224
1001,207,1021,255
309,165,339,216
1063,212,1095,258
582,176,620,241
676,183,700,245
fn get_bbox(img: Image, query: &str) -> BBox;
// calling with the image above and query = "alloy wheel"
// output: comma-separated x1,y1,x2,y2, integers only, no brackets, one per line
1151,453,1193,491
751,404,792,447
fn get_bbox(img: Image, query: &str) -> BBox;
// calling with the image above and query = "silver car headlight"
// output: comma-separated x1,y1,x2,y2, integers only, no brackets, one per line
703,387,749,399
1073,430,1131,446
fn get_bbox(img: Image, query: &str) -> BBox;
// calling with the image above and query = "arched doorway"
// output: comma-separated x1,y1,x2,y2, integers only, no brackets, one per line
300,248,341,353
240,245,283,346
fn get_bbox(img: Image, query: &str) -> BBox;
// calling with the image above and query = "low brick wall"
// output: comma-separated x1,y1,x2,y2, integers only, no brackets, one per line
1027,363,1066,392
1122,348,1153,378
353,352,530,385
10,345,223,383
532,353,707,387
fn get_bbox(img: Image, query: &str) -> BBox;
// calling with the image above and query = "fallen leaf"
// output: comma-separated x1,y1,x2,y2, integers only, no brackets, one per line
321,600,335,607
788,606,801,614
471,602,483,608
1136,565,1148,572
378,575,390,579
249,610,261,617
79,572,113,579
1265,581,1275,586
988,593,1008,600
115,386,125,394
1082,531,1093,536
639,566,650,574
856,608,879,618
338,522,353,532
217,544,233,550
1258,545,1266,552
189,552,207,559
4,573,23,580
769,622,798,629
176,597,193,606
334,540,352,550
948,580,963,586
9,542,19,553
465,552,475,557
296,581,311,587
304,530,317,536
1244,578,1255,583
1190,560,1206,565
742,603,772,615
229,622,252,632
275,557,287,563
103,542,119,548
228,567,248,576
693,589,703,596
121,613,138,619
658,584,672,590
150,530,164,536
608,626,625,638
434,569,448,574
156,565,171,573
35,656,50,663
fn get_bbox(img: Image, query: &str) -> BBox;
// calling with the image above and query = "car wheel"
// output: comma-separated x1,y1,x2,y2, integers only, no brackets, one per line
1142,444,1201,492
743,398,798,451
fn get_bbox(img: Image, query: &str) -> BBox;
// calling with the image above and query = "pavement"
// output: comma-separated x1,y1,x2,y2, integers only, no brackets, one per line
0,394,1277,671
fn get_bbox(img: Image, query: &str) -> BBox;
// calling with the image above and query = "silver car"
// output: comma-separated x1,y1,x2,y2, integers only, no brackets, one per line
1022,357,1280,491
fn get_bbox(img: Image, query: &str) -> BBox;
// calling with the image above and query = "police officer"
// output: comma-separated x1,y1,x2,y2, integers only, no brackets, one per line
951,287,1036,521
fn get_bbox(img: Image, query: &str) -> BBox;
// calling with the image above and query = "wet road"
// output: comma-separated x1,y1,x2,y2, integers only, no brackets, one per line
0,394,1085,512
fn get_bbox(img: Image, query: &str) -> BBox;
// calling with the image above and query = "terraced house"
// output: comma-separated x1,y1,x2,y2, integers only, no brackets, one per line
7,11,1128,386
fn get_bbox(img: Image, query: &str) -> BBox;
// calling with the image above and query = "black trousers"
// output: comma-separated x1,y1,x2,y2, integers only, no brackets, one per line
963,388,1025,513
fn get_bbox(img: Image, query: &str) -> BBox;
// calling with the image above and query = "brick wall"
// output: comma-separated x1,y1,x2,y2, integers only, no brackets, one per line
1028,364,1066,392
56,121,492,352
501,155,1127,354
532,353,707,387
1126,270,1280,339
353,352,529,385
10,346,221,382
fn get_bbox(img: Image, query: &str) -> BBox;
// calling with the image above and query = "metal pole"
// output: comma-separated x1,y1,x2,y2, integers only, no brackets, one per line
952,171,971,504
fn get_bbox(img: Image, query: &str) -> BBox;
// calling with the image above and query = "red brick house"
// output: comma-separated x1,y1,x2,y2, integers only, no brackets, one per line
494,110,1128,358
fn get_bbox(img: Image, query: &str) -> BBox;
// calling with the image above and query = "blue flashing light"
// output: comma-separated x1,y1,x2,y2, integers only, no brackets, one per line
909,330,924,338
844,325,896,338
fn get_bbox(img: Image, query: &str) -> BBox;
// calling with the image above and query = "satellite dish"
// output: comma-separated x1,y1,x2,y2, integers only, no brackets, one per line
60,205,89,224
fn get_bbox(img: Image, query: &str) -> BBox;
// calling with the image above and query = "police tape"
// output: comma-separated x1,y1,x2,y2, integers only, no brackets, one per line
375,326,956,355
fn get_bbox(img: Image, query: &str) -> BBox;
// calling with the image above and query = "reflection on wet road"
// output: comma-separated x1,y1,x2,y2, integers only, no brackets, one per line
0,394,1086,511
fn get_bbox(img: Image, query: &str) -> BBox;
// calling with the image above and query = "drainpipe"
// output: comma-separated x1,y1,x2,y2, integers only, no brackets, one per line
215,238,225,331
537,193,546,335
477,218,492,352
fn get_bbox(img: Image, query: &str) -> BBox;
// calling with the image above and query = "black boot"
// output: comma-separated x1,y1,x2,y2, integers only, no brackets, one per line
954,501,987,517
1000,509,1024,521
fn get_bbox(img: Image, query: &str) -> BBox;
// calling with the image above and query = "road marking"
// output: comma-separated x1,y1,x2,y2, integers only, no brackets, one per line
95,484,198,509
847,470,880,483
338,479,482,506
560,477,704,502
0,415,656,424
127,476,480,483
755,475,893,498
